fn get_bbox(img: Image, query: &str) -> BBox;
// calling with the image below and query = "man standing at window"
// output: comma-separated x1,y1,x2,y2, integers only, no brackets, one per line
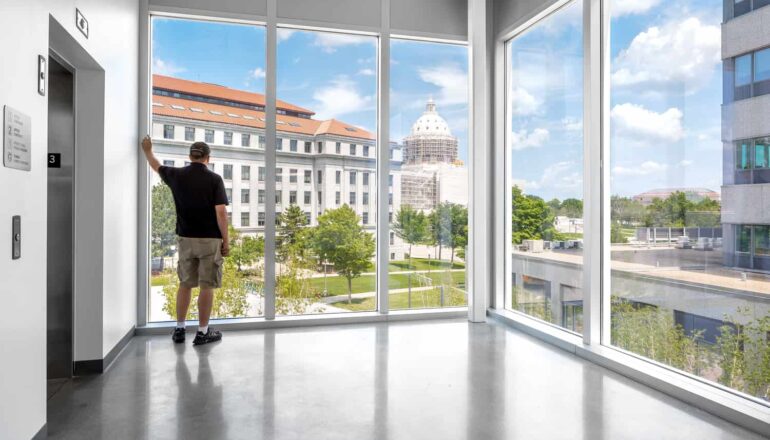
141,135,228,345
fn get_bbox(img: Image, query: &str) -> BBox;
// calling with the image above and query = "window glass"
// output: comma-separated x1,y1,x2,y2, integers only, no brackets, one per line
389,37,469,310
608,0,769,401
736,54,752,86
506,0,583,330
242,133,250,147
755,139,768,169
163,124,174,139
755,225,770,256
754,48,770,82
737,141,752,170
276,28,377,315
150,17,266,322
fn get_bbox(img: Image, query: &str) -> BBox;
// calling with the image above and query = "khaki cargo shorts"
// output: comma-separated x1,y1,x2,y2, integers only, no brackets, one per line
177,237,224,288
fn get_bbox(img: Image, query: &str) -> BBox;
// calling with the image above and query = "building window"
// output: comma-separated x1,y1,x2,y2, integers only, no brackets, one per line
163,124,174,139
258,189,265,204
362,212,369,224
317,141,323,153
276,168,282,183
241,212,250,227
317,170,323,184
363,172,369,186
350,144,356,155
163,160,175,167
184,126,195,141
290,191,297,204
290,139,298,152
388,193,392,205
336,142,341,154
349,171,356,185
304,141,312,153
290,169,298,183
388,174,393,187
184,161,191,166
335,170,341,184
276,191,282,204
737,140,752,170
205,129,214,143
730,0,770,19
738,225,752,253
276,137,283,151
733,48,770,101
224,131,233,145
223,164,233,180
304,191,311,204
258,212,265,226
258,166,265,182
207,163,215,171
304,170,312,184
225,188,232,203
363,192,369,205
241,165,250,180
364,145,370,157
389,232,394,246
258,135,265,149
349,192,356,205
335,191,341,205
388,211,393,223
241,189,250,204
242,133,251,147
317,191,322,204
304,212,312,223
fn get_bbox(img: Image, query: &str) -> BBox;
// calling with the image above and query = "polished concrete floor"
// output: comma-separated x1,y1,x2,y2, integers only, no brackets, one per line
47,319,765,440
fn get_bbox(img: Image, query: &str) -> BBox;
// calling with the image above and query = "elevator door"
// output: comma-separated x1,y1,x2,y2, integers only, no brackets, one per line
47,56,74,380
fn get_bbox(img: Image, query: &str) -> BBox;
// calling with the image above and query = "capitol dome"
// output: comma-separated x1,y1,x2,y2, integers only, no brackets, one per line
403,98,459,165
410,98,453,137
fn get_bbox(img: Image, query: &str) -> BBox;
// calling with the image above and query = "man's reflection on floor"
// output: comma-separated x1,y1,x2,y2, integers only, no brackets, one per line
175,343,227,439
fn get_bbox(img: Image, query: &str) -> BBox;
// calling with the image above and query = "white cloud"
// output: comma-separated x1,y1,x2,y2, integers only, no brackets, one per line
678,159,693,168
312,77,373,120
611,103,683,143
512,161,582,193
561,117,582,131
611,0,661,17
511,87,541,116
417,64,468,107
278,29,297,42
251,67,266,79
613,161,668,176
510,128,549,151
314,32,373,53
358,68,375,76
153,58,185,76
611,17,721,94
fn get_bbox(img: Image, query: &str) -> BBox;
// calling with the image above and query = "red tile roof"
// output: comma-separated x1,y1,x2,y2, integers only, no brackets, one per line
152,75,374,141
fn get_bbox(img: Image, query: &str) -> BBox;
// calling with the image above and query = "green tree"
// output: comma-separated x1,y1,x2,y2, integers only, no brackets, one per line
392,205,428,267
449,204,468,264
151,183,176,258
428,202,454,260
511,186,559,244
277,204,311,265
611,195,646,226
610,222,628,244
311,205,375,303
560,198,583,218
228,225,264,272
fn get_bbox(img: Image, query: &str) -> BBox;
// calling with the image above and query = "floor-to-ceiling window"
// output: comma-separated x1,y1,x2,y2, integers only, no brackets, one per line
505,0,585,334
608,0,770,401
148,17,267,322
388,38,469,310
274,28,379,315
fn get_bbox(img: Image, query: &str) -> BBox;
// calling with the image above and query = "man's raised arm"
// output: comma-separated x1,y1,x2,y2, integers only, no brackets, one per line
141,135,162,173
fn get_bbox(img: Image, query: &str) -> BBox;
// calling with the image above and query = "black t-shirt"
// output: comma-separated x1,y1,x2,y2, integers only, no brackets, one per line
158,163,229,239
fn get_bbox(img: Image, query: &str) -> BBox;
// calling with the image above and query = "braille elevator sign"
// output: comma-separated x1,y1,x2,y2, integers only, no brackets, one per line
3,105,32,171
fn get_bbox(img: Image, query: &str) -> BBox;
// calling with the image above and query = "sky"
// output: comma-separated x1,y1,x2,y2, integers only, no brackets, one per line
508,0,724,200
152,19,469,163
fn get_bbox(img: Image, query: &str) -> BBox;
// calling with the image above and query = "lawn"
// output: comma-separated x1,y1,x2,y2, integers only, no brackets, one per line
151,272,175,287
307,271,466,296
387,258,465,272
330,287,467,311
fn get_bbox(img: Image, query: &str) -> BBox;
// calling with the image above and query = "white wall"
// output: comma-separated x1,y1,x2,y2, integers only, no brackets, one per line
0,1,138,439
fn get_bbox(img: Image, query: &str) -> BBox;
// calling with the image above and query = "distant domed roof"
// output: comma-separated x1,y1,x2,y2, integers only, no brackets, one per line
410,98,452,137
